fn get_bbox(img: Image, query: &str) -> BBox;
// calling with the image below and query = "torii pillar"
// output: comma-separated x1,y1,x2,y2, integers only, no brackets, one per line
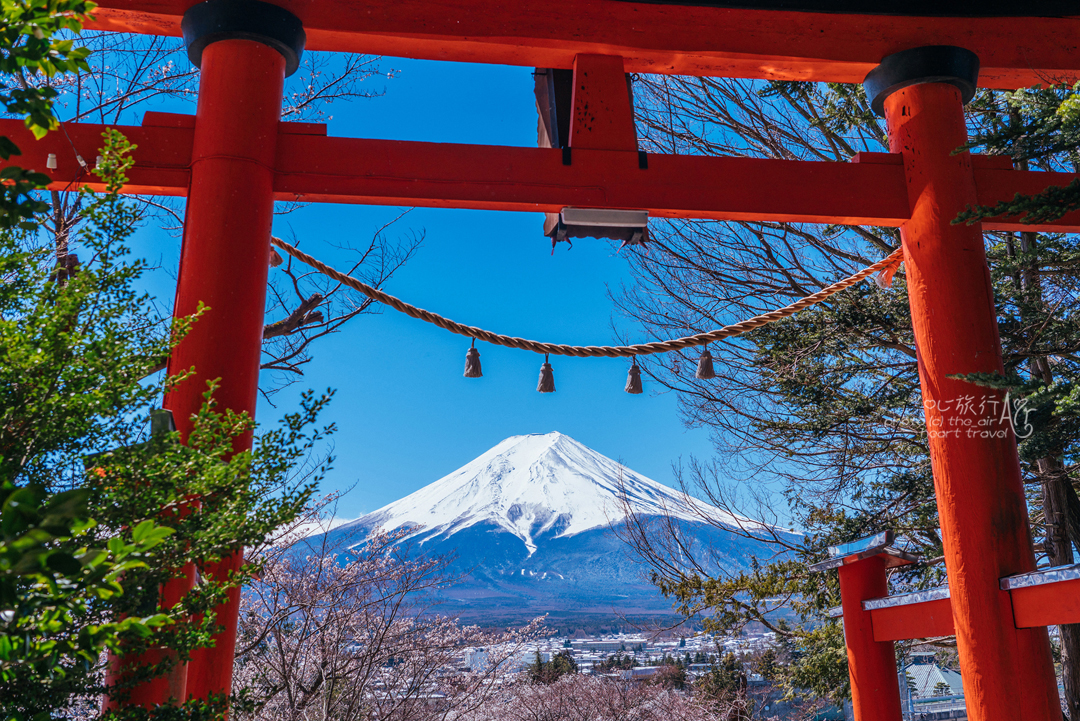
110,0,305,707
864,46,1061,721
808,532,917,721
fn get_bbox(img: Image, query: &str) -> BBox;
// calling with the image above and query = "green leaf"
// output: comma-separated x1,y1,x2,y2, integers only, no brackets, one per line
0,136,21,160
44,551,81,575
131,518,155,543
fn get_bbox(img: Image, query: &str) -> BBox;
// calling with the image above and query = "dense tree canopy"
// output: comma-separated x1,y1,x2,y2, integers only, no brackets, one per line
617,75,1080,711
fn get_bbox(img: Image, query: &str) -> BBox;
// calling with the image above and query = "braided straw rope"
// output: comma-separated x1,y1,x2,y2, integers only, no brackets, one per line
271,237,904,358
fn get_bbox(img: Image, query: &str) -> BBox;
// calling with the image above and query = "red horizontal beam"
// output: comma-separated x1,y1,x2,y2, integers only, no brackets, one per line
1010,577,1080,629
869,598,955,642
863,573,1080,639
973,166,1080,233
6,117,1079,231
85,1,1080,89
0,112,324,197
276,139,1080,232
272,136,912,226
853,152,1080,233
12,119,193,196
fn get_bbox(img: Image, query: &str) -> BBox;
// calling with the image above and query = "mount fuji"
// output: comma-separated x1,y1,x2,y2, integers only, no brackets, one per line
307,432,793,622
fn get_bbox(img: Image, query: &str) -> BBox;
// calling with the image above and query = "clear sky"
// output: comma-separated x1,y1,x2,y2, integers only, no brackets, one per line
131,55,719,520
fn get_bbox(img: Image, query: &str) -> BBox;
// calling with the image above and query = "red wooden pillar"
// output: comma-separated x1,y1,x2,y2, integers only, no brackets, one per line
811,532,914,721
103,577,193,708
103,2,304,708
865,46,1061,721
171,35,283,703
838,558,901,721
167,0,303,704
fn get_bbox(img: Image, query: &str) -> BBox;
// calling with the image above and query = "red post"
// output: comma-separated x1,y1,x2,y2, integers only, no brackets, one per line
102,581,192,707
568,53,637,152
810,534,914,721
101,32,288,710
872,48,1062,721
838,556,903,721
165,36,286,701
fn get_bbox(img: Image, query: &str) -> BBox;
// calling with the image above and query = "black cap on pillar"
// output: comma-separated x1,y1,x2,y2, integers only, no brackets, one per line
863,46,980,118
181,0,306,76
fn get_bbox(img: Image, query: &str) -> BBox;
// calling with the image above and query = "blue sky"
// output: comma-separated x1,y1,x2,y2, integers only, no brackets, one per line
133,55,718,520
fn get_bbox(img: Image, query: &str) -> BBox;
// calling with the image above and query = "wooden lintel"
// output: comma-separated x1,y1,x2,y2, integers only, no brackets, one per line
869,598,956,643
85,1,1080,89
1009,576,1080,629
5,117,1079,231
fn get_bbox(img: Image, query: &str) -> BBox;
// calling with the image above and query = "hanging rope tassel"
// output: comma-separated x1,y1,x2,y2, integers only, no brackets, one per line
875,257,900,289
537,354,556,393
464,338,483,378
625,357,643,394
695,348,717,380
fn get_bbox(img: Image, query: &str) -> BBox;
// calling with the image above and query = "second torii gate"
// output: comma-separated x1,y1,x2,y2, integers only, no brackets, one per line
11,2,1080,720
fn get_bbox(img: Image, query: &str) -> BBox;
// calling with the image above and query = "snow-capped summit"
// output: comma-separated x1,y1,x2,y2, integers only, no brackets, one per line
315,433,792,622
337,432,749,555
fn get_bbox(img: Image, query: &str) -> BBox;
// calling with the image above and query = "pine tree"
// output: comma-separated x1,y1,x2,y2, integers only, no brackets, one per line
528,650,579,684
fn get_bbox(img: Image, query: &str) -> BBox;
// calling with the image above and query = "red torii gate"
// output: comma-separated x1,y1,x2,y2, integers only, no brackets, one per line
11,2,1080,720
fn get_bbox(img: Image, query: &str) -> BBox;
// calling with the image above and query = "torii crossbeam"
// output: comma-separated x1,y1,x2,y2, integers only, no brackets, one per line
9,113,1080,232
84,0,1080,88
11,3,1080,721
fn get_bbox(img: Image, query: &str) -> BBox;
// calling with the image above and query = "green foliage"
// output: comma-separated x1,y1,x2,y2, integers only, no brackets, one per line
958,176,1080,227
0,0,94,231
759,80,882,139
621,81,949,705
0,482,174,721
594,652,637,671
632,76,1080,709
774,623,848,702
0,6,334,720
695,652,745,705
0,0,94,137
97,697,229,721
957,82,1080,226
0,131,331,721
528,650,579,685
0,131,169,493
965,82,1080,167
751,646,779,683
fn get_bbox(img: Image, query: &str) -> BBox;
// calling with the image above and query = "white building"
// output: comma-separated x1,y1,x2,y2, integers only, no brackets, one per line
464,648,491,671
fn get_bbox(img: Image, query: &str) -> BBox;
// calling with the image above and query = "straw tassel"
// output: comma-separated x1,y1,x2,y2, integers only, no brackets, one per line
695,348,717,380
875,262,898,289
464,339,483,378
625,357,643,394
537,354,556,393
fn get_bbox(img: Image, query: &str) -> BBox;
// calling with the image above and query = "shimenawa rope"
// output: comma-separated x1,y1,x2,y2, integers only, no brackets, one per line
270,237,904,358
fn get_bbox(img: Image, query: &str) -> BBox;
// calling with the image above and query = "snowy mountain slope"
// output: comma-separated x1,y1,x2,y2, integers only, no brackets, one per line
310,432,796,620
335,432,763,555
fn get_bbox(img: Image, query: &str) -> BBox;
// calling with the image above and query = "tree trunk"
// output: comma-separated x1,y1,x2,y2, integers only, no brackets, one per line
1040,455,1080,720
1020,224,1079,719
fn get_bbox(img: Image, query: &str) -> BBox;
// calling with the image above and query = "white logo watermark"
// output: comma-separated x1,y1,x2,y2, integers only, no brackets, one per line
922,392,1034,440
